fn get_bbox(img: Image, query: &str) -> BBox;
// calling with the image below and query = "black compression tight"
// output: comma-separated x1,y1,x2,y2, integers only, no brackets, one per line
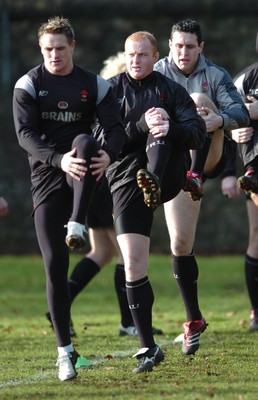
34,189,72,347
34,134,101,347
66,134,101,223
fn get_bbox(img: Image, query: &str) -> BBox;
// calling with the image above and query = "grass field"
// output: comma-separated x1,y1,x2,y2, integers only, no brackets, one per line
0,254,258,399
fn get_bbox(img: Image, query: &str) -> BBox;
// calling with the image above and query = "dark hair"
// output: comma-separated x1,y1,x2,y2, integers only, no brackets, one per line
38,16,75,43
171,19,203,45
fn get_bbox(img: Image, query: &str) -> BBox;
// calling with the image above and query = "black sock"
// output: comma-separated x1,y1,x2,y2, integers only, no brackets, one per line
146,135,171,184
114,264,134,327
68,257,100,303
172,253,202,321
126,276,155,348
190,134,213,174
245,254,258,310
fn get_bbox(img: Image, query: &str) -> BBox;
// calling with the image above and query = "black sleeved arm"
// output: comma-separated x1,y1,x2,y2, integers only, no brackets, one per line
13,86,63,167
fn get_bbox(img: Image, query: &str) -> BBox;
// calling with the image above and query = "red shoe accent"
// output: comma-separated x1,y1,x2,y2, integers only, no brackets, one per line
237,170,258,194
183,170,204,201
182,317,208,355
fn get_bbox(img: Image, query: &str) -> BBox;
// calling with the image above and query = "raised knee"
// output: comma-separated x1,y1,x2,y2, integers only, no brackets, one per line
191,92,216,111
73,134,99,154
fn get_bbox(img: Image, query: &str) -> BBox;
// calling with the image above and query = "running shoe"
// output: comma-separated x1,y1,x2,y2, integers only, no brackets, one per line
75,355,93,369
249,309,258,331
183,170,204,201
182,317,208,355
65,221,87,251
119,324,164,336
132,345,164,373
45,312,77,337
57,350,79,381
136,169,161,209
237,170,258,194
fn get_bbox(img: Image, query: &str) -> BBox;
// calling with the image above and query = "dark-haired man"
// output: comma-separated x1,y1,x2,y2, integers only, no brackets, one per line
155,19,249,355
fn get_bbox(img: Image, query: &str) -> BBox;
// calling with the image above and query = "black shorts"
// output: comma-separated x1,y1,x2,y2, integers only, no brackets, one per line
87,177,114,228
112,154,186,221
114,189,154,237
203,135,233,180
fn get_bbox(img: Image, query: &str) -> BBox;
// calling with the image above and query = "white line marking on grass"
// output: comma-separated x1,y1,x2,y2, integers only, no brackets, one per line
0,338,176,388
0,372,54,388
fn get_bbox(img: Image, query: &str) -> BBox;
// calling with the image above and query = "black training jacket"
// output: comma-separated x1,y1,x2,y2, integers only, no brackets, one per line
104,71,206,193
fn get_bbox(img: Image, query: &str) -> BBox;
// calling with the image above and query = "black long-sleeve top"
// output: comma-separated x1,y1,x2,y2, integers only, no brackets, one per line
13,64,125,207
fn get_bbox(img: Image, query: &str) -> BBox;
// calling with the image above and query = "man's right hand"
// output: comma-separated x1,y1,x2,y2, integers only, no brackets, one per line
61,147,87,181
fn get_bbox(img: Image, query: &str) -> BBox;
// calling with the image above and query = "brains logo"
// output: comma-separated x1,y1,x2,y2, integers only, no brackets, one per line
58,101,68,109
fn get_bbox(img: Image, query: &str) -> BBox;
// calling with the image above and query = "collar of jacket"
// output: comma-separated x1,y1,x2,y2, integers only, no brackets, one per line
125,71,156,87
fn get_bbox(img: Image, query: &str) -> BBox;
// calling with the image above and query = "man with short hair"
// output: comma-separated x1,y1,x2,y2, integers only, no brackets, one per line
13,16,125,381
105,30,206,373
154,19,249,355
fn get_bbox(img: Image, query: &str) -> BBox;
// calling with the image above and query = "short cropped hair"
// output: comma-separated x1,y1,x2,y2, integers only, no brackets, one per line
38,16,75,43
171,19,203,45
125,31,158,54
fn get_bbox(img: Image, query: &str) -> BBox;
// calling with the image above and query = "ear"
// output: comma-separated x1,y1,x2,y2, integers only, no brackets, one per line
199,41,204,53
168,38,172,49
153,51,159,63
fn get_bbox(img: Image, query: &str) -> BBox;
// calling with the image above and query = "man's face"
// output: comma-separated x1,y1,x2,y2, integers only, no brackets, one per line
39,33,75,75
169,31,204,75
124,38,159,80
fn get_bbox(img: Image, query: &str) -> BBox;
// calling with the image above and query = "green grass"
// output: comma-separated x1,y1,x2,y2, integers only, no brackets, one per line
0,254,258,399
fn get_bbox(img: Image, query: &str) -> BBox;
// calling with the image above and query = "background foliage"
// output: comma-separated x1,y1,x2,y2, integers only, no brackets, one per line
0,0,257,254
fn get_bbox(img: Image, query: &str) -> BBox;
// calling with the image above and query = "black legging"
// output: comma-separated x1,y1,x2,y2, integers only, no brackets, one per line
34,188,72,346
66,134,101,223
34,134,100,346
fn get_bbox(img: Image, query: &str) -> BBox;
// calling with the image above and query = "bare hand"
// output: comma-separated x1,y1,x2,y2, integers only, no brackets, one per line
196,107,223,132
90,149,110,181
155,107,170,119
61,147,87,181
0,196,8,217
231,127,254,143
145,107,170,138
221,176,239,199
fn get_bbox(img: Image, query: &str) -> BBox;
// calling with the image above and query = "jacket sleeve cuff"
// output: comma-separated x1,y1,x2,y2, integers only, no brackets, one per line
50,153,63,168
136,114,149,133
